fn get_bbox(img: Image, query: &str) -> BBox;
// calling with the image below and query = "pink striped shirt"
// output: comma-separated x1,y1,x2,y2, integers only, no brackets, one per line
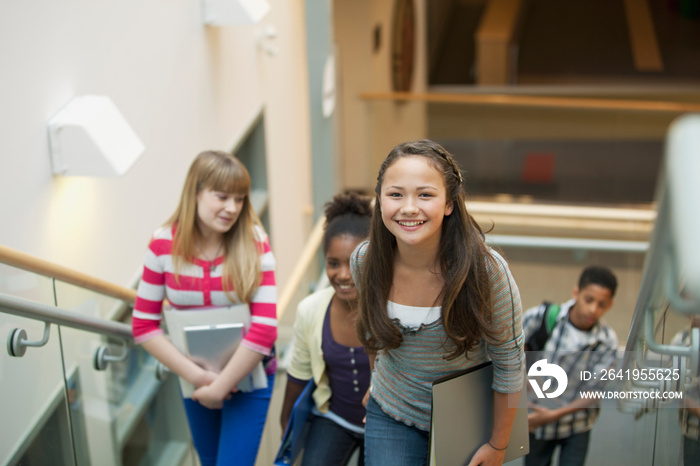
131,225,277,357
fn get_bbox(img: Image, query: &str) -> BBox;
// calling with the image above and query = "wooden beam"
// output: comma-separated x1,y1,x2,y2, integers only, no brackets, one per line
475,0,524,84
276,215,325,320
359,91,700,113
0,244,137,304
623,0,664,72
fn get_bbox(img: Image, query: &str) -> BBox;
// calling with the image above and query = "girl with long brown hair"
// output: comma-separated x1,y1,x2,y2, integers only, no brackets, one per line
352,140,524,465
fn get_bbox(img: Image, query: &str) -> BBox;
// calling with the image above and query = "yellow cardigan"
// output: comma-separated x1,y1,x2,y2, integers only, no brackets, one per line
287,286,335,413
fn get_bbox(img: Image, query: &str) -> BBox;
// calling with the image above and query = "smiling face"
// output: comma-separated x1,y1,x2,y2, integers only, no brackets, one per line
379,156,453,250
325,234,363,304
569,283,614,331
195,188,245,238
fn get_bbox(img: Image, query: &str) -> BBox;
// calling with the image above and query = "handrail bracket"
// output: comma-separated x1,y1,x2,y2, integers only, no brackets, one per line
93,340,129,371
7,322,51,357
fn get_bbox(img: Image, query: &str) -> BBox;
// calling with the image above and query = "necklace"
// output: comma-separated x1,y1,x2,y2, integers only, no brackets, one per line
200,241,224,271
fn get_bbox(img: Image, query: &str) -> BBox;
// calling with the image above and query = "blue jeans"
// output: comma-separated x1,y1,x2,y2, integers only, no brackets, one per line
525,431,590,466
364,396,429,466
301,415,364,466
182,373,274,466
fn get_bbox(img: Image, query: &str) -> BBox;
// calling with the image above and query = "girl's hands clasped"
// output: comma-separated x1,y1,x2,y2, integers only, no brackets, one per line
190,368,219,390
191,379,235,410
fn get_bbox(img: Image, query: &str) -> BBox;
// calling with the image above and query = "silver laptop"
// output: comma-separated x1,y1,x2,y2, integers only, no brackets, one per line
430,361,529,465
183,322,244,373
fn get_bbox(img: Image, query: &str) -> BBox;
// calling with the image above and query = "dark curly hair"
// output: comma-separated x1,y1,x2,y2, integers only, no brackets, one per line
323,192,372,253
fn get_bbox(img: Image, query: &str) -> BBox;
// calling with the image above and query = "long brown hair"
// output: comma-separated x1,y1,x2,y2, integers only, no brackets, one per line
356,140,498,360
167,150,263,303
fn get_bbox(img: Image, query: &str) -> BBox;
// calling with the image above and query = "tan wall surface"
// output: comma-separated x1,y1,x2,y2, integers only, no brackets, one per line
497,246,645,346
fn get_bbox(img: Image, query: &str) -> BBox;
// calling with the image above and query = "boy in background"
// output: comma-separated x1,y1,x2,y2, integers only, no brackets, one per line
523,266,619,466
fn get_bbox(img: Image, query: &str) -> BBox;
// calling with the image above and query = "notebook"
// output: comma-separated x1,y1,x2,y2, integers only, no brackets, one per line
429,361,529,465
163,305,266,397
183,322,244,372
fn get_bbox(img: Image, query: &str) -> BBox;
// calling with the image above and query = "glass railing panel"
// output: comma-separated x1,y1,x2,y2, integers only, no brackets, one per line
620,298,687,465
51,280,193,465
58,326,193,466
0,263,76,465
644,291,697,466
0,262,61,305
616,115,700,465
493,244,649,466
652,394,685,464
585,396,657,465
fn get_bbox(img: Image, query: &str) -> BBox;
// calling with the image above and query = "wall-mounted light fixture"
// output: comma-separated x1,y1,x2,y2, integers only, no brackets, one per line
47,95,145,177
202,0,270,26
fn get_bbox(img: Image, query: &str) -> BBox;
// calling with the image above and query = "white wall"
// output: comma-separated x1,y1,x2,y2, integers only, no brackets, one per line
0,0,311,292
0,0,312,461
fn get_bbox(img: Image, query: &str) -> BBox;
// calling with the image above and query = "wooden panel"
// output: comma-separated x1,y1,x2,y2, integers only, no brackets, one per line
359,91,700,113
475,0,524,85
622,0,664,72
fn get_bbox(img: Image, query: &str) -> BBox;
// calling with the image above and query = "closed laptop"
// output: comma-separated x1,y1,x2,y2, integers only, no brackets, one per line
430,361,529,465
183,322,244,372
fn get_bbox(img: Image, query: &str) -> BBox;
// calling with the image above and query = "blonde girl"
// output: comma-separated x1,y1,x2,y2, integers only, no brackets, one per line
131,150,277,466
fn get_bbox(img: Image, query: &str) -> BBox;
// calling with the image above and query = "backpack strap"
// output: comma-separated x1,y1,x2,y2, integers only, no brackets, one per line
544,302,561,334
526,301,561,352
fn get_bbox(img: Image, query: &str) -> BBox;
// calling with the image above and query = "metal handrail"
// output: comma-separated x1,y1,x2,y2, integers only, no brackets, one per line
0,291,133,342
486,234,648,253
622,193,668,359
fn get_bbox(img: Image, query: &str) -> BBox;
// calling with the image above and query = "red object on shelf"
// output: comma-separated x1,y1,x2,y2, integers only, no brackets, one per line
521,152,556,184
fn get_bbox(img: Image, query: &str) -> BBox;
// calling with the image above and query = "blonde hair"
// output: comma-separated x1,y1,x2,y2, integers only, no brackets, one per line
167,150,263,303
